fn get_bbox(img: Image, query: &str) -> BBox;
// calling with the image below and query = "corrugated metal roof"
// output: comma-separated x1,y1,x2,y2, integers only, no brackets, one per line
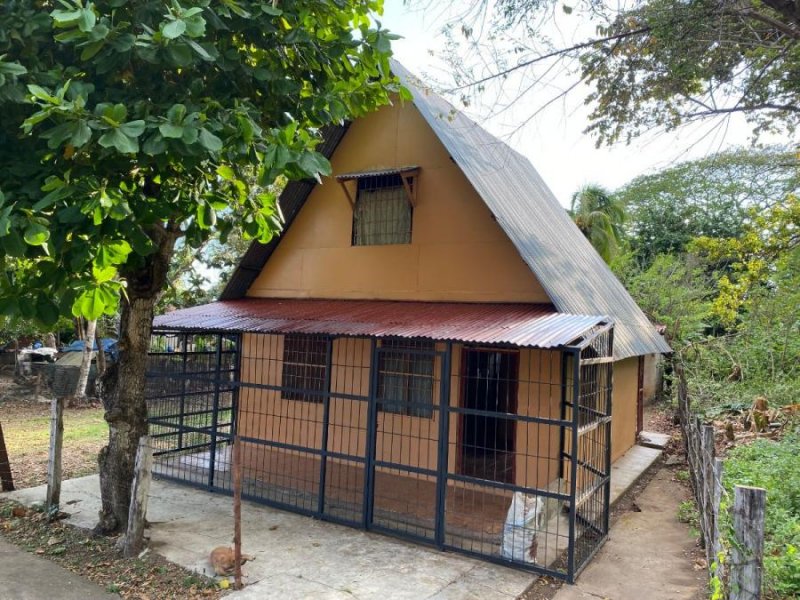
389,61,670,360
218,61,671,360
336,166,419,180
154,299,610,349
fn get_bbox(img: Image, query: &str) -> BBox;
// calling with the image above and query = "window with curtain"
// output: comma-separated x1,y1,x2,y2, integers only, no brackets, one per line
352,174,413,246
377,338,435,418
281,334,329,403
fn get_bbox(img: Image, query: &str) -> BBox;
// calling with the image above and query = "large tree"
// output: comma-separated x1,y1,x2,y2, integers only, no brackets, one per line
615,148,800,267
442,0,800,144
0,0,402,534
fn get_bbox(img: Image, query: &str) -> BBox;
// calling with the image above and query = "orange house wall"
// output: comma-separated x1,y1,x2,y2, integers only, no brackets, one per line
246,101,550,303
611,357,639,462
238,336,570,488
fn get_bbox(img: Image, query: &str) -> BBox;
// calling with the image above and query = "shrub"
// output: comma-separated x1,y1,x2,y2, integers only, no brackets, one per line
722,433,800,598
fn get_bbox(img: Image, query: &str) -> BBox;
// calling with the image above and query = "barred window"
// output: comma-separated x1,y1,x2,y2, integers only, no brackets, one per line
377,339,434,418
352,174,413,246
282,335,328,403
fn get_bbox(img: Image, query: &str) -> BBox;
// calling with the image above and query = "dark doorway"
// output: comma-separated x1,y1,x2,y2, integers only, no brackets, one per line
459,349,518,484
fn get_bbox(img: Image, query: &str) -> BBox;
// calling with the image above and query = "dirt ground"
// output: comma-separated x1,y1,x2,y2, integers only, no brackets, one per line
0,500,224,599
0,373,228,599
0,375,106,489
520,402,704,600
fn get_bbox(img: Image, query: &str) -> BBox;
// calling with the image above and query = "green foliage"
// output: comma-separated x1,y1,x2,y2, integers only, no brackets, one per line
445,0,800,147
677,499,699,530
615,253,713,344
691,196,800,327
722,434,800,598
569,184,624,263
582,0,800,144
0,0,402,321
683,248,800,411
615,149,800,268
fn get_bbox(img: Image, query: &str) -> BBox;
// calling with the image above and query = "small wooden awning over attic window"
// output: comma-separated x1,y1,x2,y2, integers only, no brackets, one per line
335,166,419,208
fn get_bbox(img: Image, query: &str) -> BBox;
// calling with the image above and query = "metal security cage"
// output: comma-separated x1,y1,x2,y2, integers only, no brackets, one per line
146,324,613,582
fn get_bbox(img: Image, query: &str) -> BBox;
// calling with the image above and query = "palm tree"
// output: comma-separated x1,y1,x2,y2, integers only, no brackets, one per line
569,184,625,263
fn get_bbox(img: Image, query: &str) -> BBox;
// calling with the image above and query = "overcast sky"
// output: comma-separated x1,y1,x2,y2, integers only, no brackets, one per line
380,1,759,208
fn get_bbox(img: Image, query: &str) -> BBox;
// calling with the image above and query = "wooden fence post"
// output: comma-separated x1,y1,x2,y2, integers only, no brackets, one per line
701,424,715,561
730,485,766,600
712,458,724,568
45,397,64,518
0,421,14,492
123,436,153,558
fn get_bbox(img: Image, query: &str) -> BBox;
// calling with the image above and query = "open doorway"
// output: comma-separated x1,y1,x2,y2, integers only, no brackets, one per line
459,349,518,484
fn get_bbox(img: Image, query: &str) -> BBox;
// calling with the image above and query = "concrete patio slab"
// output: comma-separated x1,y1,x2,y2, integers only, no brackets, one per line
2,443,663,599
4,476,534,600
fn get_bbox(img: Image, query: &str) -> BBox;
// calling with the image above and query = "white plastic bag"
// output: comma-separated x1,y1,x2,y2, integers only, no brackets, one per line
501,491,544,563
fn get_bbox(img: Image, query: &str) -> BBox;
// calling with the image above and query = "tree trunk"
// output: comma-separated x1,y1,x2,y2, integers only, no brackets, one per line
95,324,107,377
94,224,179,535
75,317,85,341
74,319,97,401
0,421,14,492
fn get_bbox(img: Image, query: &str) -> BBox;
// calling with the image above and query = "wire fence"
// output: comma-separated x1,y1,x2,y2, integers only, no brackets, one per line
676,363,766,600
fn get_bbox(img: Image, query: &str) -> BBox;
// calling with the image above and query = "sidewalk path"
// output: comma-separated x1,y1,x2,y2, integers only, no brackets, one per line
553,468,704,600
0,537,120,600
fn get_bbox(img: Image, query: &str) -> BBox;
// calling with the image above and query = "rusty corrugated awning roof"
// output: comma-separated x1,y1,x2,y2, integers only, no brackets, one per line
153,299,611,349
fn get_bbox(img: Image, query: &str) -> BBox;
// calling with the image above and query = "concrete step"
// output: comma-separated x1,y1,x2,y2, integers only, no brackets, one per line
610,445,663,507
638,431,671,450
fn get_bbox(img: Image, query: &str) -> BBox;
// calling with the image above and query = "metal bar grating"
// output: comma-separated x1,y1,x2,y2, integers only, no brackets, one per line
146,325,614,581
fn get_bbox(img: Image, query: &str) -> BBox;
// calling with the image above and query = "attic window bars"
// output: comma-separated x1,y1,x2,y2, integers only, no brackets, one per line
336,167,419,246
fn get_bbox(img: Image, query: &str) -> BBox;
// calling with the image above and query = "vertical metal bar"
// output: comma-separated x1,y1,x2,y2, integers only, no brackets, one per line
435,343,452,549
363,338,379,529
602,327,614,536
318,337,333,516
208,333,223,489
230,334,242,440
178,334,188,451
558,350,568,479
567,347,581,582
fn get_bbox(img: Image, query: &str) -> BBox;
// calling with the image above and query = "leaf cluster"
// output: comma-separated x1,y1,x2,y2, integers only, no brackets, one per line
0,0,403,324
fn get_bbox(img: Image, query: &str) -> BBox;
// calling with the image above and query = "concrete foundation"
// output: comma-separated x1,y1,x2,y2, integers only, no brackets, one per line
2,444,662,599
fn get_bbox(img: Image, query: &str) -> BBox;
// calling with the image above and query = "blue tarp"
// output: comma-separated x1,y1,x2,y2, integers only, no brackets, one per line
60,338,118,355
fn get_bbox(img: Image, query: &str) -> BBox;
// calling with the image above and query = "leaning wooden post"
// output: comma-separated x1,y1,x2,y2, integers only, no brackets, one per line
0,421,14,492
711,458,724,571
123,436,153,558
730,485,766,600
701,424,716,560
45,396,65,519
233,435,243,590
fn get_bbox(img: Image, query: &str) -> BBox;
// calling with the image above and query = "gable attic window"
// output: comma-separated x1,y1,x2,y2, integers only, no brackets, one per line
336,168,418,246
282,334,328,403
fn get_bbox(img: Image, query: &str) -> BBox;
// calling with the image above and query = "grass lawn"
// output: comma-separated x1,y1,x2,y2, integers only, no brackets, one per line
2,398,106,489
